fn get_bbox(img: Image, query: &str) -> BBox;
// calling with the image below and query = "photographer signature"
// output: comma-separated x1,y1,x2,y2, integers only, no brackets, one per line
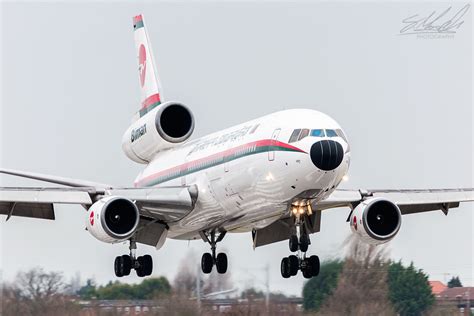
400,4,470,35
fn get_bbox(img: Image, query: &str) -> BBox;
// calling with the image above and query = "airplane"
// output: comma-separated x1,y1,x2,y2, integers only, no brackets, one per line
1,14,473,279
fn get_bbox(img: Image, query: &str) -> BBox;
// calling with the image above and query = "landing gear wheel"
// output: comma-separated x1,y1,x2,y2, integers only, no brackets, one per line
216,253,228,274
201,253,213,274
201,230,227,274
114,256,124,277
136,256,145,277
288,255,299,276
308,255,320,277
115,240,154,278
280,257,291,278
142,255,153,276
302,266,313,279
299,234,310,252
289,235,299,252
121,255,132,276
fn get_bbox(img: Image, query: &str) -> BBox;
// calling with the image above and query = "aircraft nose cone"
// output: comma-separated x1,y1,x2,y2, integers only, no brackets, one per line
310,140,344,171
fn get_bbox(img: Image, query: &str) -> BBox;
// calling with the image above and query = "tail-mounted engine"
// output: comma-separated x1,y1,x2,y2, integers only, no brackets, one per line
350,197,402,244
122,102,195,163
86,196,140,243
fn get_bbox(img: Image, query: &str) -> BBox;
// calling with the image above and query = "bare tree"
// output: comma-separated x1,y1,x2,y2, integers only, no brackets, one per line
173,251,198,297
318,236,396,316
2,267,78,316
202,269,233,295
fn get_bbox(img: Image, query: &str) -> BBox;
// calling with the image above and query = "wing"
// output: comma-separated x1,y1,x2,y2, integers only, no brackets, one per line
0,168,198,247
319,188,474,216
252,188,474,248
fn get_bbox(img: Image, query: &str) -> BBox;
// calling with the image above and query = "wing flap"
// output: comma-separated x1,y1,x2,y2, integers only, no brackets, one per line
0,202,55,220
399,202,460,215
252,211,321,248
134,218,168,248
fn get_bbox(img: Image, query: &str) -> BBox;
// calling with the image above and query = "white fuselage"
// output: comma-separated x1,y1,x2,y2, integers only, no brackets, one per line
134,109,351,239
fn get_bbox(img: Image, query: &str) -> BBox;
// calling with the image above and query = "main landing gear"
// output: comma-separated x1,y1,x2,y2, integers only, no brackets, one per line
281,202,320,279
200,230,228,274
114,239,153,277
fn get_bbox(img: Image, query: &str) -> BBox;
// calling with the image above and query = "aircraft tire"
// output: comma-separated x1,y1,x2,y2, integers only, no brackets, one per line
308,255,320,277
299,234,310,252
121,255,132,276
281,257,291,278
289,235,299,252
114,256,124,277
216,253,228,274
201,253,213,274
288,255,299,276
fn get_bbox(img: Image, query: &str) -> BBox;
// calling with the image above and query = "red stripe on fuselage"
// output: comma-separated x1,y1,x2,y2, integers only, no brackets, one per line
134,139,305,187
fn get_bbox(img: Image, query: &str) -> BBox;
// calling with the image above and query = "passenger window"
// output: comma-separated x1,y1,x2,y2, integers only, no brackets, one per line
298,129,309,141
288,129,301,143
310,129,325,137
326,129,338,137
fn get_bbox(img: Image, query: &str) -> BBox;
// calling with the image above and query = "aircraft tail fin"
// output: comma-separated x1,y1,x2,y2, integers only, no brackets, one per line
133,14,163,119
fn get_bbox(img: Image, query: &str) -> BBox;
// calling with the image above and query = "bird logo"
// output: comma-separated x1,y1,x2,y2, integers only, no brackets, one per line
138,44,147,87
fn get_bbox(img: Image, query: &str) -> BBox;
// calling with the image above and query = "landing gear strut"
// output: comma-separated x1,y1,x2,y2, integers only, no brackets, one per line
281,201,320,279
114,239,153,277
200,230,228,274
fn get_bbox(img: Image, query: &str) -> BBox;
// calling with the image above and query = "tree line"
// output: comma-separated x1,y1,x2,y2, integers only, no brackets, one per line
1,240,463,315
302,237,460,316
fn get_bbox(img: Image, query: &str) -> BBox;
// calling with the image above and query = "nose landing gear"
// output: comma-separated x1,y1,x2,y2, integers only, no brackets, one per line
281,202,320,279
114,239,153,277
200,230,228,274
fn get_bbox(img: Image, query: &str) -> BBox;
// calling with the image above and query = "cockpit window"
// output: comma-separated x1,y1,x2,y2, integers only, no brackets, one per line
288,129,301,143
310,129,325,137
335,129,348,142
290,128,346,142
325,129,338,137
298,129,309,141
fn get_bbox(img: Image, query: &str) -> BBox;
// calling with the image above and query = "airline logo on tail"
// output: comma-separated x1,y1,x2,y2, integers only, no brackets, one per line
133,14,162,119
139,44,147,87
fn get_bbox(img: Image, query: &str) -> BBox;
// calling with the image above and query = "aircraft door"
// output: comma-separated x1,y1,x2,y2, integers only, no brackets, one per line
268,128,281,161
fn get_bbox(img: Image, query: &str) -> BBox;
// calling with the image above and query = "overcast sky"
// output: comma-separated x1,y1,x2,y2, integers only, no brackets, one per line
0,1,472,296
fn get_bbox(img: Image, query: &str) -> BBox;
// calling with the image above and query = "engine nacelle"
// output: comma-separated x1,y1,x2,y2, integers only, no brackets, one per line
350,198,402,245
122,101,195,163
86,196,140,243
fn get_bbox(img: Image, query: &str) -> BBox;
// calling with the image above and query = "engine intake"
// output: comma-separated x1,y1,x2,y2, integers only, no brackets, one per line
86,196,140,243
350,197,402,244
156,103,194,142
122,101,195,163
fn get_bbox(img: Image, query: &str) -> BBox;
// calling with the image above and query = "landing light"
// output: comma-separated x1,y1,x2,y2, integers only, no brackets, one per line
342,175,349,182
265,173,274,181
290,201,313,217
